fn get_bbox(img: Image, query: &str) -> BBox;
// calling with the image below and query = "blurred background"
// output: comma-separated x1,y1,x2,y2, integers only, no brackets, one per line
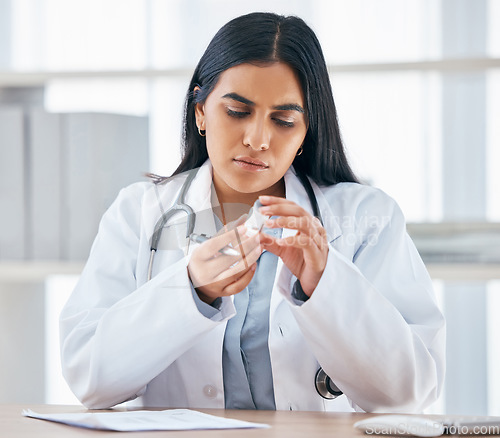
0,0,499,415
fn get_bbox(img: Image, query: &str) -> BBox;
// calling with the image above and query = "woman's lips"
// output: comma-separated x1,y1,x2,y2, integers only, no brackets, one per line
233,156,269,171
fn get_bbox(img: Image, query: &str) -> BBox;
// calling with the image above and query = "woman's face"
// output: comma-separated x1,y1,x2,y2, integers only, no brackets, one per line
195,62,308,203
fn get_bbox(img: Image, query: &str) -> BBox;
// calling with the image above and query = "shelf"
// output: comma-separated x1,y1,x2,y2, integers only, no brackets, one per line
1,261,500,284
426,263,500,281
1,57,500,86
0,261,84,284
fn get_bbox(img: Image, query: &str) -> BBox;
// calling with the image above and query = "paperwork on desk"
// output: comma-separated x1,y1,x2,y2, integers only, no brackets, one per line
22,408,269,432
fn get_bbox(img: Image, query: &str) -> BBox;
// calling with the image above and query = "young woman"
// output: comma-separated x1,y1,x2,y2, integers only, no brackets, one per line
60,12,445,413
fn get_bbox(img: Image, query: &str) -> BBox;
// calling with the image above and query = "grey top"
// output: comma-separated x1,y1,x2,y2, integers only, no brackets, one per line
191,218,308,409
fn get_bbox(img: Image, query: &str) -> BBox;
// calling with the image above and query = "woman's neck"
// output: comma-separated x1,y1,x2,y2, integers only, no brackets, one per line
211,178,285,225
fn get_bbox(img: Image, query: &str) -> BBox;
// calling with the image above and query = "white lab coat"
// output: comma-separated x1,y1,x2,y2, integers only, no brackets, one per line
60,160,445,413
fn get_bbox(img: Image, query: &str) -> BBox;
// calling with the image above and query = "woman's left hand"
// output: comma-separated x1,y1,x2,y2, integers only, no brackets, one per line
258,195,329,297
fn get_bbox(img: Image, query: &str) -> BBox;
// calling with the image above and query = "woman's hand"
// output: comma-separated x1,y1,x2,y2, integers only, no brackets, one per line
187,218,263,304
258,195,329,297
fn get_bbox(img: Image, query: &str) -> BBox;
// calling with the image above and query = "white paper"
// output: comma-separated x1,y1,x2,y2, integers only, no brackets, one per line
22,408,269,432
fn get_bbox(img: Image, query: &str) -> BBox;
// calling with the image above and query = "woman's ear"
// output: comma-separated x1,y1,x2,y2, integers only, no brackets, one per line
193,86,205,130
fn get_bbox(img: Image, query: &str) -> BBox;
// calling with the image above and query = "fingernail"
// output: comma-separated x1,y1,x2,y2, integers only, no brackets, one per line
260,206,271,213
259,195,270,202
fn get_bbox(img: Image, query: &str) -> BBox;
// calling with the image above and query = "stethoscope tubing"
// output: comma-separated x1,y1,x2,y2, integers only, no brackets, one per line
148,168,200,280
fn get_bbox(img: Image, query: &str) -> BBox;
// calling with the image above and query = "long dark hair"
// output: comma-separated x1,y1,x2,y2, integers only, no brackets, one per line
169,12,358,186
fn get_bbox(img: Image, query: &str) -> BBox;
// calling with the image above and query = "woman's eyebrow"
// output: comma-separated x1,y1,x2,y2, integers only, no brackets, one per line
222,92,254,106
272,103,305,113
222,92,305,114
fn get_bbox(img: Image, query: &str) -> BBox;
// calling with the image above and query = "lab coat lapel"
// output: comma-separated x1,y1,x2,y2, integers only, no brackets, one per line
284,167,342,243
144,161,218,278
182,161,218,241
269,168,342,313
167,161,227,406
268,170,343,409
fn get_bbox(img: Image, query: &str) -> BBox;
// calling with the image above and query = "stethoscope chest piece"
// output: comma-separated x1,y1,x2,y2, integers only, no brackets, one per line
315,368,343,400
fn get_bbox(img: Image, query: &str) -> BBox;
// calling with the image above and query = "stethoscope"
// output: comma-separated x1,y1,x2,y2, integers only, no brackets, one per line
315,368,343,400
148,166,342,400
147,167,200,281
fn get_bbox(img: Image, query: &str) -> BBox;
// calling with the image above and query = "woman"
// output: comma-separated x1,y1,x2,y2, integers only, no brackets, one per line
60,12,445,413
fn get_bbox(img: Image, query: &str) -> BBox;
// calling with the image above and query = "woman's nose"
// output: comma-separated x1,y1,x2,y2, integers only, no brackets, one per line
243,119,270,151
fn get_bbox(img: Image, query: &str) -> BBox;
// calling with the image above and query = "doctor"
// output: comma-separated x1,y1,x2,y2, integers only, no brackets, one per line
60,12,445,413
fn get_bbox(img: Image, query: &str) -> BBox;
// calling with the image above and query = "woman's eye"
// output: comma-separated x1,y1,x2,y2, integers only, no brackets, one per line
226,108,250,118
273,118,295,128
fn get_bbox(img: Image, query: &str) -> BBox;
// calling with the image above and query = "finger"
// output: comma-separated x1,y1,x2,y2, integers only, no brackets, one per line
213,239,263,283
199,225,247,258
225,228,261,260
265,215,325,239
275,233,328,253
309,222,329,248
257,196,325,237
227,238,262,274
259,234,283,257
259,232,274,245
197,231,261,283
259,202,309,219
221,263,257,295
198,259,254,291
258,195,293,206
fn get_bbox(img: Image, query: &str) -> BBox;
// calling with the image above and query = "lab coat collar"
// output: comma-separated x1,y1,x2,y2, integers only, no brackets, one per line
183,160,214,211
183,160,218,237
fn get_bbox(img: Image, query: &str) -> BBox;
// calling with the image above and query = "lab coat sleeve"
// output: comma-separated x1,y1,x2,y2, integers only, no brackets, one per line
59,183,235,409
282,189,445,413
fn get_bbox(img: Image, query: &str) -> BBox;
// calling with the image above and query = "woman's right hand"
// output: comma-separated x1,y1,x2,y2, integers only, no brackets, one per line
187,221,263,304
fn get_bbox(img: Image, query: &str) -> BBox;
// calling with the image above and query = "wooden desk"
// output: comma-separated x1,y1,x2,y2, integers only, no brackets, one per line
2,404,369,437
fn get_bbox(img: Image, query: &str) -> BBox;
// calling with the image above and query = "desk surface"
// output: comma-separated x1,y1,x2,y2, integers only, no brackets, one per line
2,404,369,437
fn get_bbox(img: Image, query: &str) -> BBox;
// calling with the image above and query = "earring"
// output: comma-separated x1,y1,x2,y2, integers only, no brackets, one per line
198,127,206,137
296,146,303,156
